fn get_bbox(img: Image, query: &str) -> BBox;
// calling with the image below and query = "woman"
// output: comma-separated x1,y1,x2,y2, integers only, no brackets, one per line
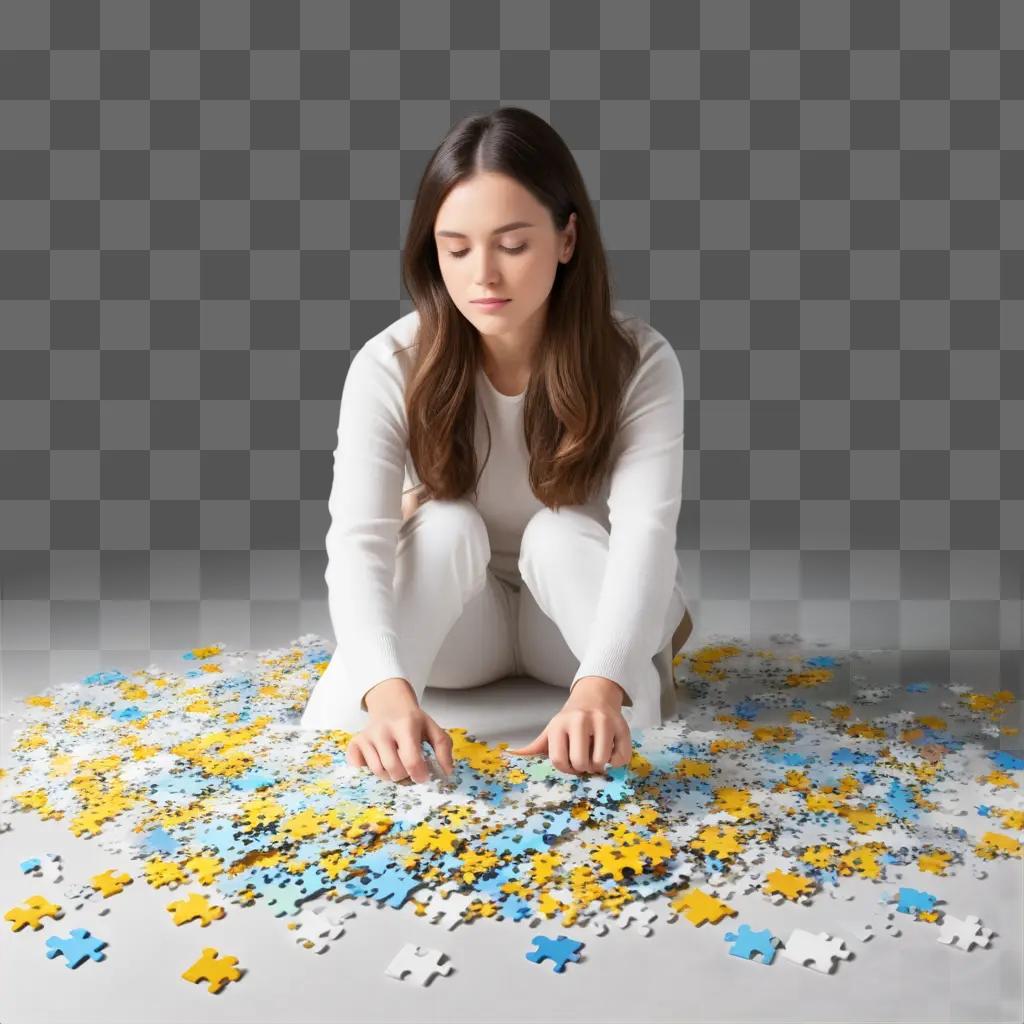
300,107,693,784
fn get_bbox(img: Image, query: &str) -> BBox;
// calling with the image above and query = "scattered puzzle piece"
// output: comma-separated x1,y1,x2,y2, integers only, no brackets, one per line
936,913,994,952
285,904,354,953
723,923,781,964
45,928,108,969
90,869,133,898
4,895,63,932
166,892,226,927
669,887,738,927
19,854,63,883
779,928,854,973
525,934,584,973
420,885,475,930
0,632,1018,999
384,943,453,985
181,947,243,993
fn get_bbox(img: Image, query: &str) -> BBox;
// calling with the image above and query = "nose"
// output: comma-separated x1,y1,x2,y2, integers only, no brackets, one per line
473,253,502,286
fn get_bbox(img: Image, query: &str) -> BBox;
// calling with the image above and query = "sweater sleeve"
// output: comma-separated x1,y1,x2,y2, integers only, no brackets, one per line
323,344,412,712
569,327,685,708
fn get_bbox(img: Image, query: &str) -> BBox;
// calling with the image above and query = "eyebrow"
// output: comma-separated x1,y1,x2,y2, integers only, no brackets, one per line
435,221,534,238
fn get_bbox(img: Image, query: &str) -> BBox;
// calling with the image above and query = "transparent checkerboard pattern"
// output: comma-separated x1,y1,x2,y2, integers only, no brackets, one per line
0,2,1021,696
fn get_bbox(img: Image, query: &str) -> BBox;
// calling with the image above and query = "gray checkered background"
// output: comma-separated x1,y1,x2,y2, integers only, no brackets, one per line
0,0,1022,701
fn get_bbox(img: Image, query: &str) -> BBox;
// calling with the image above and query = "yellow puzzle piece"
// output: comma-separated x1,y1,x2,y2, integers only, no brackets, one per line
181,947,242,993
166,892,226,927
4,894,63,932
90,868,133,897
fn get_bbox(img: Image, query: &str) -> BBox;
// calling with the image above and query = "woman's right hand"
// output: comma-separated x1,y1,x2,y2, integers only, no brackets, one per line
345,677,455,784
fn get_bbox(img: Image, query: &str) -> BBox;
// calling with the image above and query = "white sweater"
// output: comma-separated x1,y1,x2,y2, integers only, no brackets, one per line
324,308,685,713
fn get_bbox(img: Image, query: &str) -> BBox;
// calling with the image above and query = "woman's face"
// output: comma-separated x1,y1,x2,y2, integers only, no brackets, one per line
433,172,576,342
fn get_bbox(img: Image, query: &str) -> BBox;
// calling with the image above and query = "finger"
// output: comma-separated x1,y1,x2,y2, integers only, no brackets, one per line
548,724,572,775
507,733,546,756
375,737,410,782
346,737,366,770
591,716,614,772
568,714,593,774
395,734,431,784
425,721,455,775
609,726,633,768
359,739,389,782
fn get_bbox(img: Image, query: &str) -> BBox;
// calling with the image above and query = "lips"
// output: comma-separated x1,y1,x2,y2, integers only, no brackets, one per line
472,299,509,305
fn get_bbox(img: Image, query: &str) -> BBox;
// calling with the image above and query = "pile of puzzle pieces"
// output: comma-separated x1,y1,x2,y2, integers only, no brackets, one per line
1,632,1020,993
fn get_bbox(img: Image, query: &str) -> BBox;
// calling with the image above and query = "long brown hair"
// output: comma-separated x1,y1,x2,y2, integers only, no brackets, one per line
399,106,641,512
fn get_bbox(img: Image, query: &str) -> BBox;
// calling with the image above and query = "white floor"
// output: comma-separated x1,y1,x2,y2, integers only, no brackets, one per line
2,655,1022,1023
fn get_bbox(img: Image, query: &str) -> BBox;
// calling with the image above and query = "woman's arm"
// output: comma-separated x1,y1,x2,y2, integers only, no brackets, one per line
324,344,412,713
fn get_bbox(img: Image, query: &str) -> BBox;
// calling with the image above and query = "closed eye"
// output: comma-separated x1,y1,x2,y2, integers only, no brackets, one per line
449,244,527,259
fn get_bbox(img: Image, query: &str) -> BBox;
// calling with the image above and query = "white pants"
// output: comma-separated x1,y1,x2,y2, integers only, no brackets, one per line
299,497,688,734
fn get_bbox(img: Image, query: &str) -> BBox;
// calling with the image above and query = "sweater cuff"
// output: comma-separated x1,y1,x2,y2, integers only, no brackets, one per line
571,642,649,709
341,630,408,712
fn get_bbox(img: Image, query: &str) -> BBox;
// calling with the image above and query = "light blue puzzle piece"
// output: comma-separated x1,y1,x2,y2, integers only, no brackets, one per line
45,929,107,969
525,934,584,973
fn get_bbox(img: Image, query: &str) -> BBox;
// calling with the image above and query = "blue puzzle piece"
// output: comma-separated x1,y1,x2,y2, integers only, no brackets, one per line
252,864,330,916
352,848,398,876
142,826,180,855
525,934,584,973
495,892,534,922
723,923,780,965
831,747,876,766
45,928,107,969
526,809,575,841
733,698,763,721
483,826,549,858
989,750,1024,772
230,769,277,790
884,779,921,821
82,669,127,686
894,886,937,916
191,821,254,859
111,706,146,721
150,770,210,798
353,865,423,910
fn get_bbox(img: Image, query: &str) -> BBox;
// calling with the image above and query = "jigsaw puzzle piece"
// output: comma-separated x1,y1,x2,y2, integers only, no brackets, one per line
894,886,938,917
166,892,226,927
181,947,243,993
669,887,738,927
286,911,344,954
360,865,424,910
4,894,63,932
525,934,584,973
723,923,780,964
779,928,853,973
19,855,62,881
936,913,994,952
45,928,108,969
38,854,64,884
90,868,133,897
384,943,453,985
420,885,476,930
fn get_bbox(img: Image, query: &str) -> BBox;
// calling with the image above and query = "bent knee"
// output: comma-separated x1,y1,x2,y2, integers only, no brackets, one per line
520,505,598,556
417,496,490,561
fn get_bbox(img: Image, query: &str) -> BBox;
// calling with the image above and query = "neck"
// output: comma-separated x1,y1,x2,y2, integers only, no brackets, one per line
477,301,546,378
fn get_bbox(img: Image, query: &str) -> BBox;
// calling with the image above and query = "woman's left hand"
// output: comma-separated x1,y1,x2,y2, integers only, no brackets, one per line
506,676,633,775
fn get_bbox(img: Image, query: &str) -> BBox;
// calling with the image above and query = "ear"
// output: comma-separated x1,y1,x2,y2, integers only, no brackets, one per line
561,212,577,262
